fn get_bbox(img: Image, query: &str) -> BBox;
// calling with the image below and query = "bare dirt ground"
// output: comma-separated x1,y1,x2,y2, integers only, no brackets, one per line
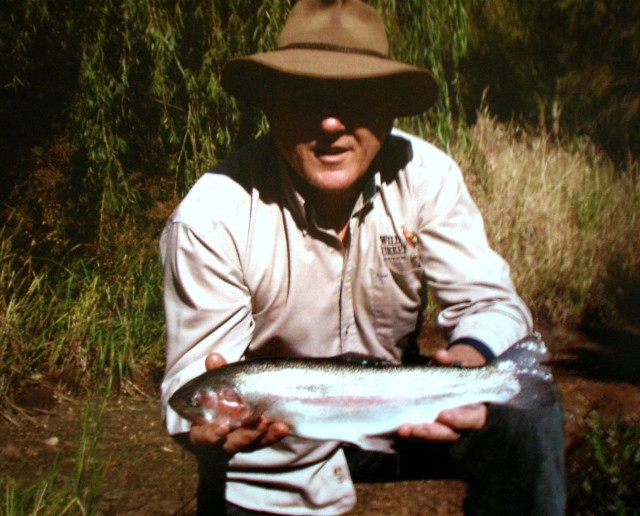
3,323,640,515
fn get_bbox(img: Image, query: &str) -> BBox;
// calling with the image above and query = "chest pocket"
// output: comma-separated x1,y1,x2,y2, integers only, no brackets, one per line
368,181,426,352
370,250,424,352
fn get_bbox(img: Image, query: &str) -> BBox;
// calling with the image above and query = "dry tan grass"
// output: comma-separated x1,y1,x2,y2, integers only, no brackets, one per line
455,112,640,324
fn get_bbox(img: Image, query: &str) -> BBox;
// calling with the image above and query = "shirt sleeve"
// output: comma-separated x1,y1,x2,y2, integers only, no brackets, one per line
159,219,254,434
416,157,533,358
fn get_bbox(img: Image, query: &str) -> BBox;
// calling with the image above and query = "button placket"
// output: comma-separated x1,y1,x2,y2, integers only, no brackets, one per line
340,218,359,352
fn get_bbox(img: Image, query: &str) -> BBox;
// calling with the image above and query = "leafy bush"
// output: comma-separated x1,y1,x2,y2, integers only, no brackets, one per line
462,0,640,166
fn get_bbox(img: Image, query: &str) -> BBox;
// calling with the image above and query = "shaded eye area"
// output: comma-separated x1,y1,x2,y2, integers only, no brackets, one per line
186,391,201,408
289,90,374,120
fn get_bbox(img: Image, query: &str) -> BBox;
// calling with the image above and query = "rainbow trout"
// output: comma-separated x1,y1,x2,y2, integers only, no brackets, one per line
169,334,556,453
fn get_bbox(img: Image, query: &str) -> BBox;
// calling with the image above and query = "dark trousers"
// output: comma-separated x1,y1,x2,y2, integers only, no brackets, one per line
195,398,566,515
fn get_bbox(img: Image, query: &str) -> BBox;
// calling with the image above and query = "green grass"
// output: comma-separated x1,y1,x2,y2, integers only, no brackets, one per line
454,112,640,324
2,2,638,511
2,397,107,515
1,113,638,516
0,211,165,399
568,412,640,515
2,112,639,393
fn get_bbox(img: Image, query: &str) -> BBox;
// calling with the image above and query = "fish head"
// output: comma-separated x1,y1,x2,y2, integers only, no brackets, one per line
169,380,253,427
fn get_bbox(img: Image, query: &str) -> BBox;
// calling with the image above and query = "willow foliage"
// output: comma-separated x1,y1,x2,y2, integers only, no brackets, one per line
70,0,290,225
376,0,470,147
3,0,471,238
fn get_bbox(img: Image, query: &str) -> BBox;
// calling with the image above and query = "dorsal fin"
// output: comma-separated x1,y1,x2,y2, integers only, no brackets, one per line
335,353,393,367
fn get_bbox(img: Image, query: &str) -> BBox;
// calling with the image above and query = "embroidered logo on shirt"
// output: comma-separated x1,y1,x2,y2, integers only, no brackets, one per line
402,226,418,248
379,227,420,266
379,235,406,263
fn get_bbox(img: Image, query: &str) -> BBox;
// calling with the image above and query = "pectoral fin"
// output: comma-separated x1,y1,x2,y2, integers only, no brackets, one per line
353,435,395,454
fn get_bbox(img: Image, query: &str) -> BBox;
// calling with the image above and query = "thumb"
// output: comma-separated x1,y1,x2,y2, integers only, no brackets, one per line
205,352,227,371
431,349,456,366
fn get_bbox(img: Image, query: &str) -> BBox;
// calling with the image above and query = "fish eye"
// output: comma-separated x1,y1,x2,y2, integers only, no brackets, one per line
187,393,200,408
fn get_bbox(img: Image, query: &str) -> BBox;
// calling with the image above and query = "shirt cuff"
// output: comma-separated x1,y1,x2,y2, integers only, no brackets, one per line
448,337,496,362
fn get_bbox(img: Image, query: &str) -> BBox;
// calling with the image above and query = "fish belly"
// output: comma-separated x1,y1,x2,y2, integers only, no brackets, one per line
244,365,521,452
266,393,483,453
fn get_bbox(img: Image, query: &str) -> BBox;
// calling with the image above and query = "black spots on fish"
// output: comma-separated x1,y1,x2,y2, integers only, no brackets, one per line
334,353,394,367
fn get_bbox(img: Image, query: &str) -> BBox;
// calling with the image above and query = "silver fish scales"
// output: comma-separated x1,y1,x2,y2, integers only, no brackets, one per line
169,334,556,453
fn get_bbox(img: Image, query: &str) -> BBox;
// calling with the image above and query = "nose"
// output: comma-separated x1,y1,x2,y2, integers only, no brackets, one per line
320,115,347,134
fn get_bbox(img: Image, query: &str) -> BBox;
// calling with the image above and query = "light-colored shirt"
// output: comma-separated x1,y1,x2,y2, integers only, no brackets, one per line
160,128,532,514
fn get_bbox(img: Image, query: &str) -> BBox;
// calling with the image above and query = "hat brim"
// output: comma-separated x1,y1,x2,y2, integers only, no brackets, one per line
221,48,438,117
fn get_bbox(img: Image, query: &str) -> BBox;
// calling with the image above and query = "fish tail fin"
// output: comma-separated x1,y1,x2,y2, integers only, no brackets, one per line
494,333,560,409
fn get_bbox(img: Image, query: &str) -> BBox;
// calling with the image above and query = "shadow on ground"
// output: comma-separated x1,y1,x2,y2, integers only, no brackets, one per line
550,325,640,386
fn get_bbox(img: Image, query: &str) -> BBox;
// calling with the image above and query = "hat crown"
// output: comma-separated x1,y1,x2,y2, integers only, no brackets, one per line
278,0,389,56
221,0,438,116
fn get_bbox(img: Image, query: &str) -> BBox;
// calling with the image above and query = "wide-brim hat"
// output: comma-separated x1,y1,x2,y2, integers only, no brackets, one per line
221,0,438,117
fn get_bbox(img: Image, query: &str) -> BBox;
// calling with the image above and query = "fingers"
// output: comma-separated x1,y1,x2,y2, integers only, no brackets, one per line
398,421,461,441
430,349,456,366
195,354,290,453
263,421,291,446
430,346,486,368
221,419,291,454
437,404,487,432
220,420,267,454
189,416,291,454
411,345,487,441
398,403,487,442
190,421,231,447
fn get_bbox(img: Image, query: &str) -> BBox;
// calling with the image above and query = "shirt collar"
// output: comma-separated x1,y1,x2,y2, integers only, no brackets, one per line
273,148,310,231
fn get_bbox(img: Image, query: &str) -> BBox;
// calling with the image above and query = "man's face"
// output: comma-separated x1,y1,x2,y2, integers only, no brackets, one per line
264,77,393,198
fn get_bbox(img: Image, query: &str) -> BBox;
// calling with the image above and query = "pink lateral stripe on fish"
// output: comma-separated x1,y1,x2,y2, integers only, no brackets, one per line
169,334,557,453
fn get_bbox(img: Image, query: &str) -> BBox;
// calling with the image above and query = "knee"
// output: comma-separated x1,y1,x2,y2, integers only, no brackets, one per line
452,397,567,515
453,394,566,467
491,395,565,446
482,394,565,461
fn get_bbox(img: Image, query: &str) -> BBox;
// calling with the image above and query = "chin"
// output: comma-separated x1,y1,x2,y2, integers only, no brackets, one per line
310,169,361,188
311,179,358,194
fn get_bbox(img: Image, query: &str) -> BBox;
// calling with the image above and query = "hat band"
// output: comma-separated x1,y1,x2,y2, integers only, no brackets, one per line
277,42,388,60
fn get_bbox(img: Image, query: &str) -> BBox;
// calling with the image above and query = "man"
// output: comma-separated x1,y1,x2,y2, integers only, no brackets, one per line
160,1,565,514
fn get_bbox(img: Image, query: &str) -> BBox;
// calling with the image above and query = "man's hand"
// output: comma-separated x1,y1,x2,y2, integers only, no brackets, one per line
189,353,290,454
397,344,488,442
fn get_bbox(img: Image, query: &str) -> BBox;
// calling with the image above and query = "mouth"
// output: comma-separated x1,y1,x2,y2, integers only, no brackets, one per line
314,145,350,163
